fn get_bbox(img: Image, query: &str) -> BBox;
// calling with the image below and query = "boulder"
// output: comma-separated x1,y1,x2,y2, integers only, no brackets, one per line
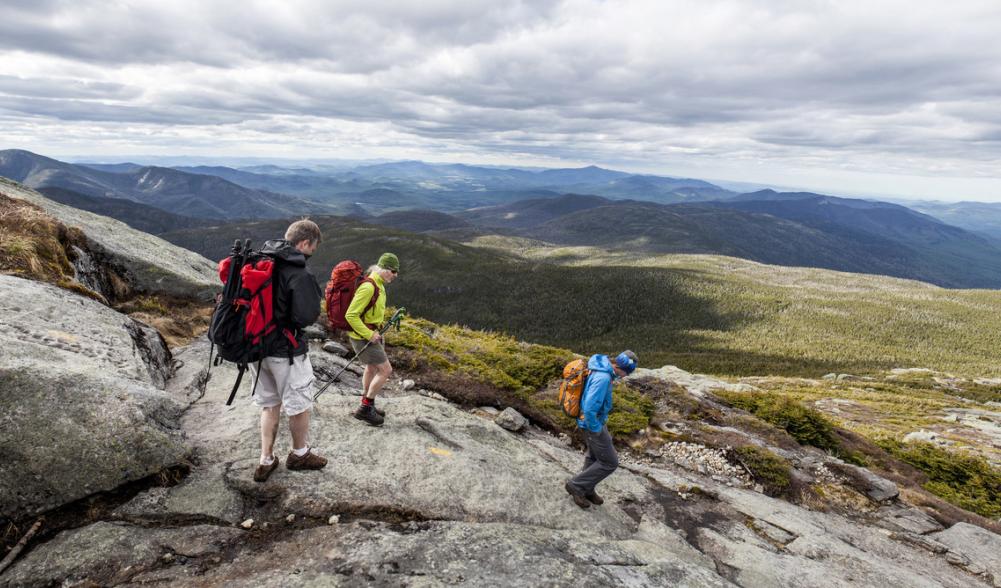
321,340,349,356
0,276,190,521
495,407,529,432
827,462,899,502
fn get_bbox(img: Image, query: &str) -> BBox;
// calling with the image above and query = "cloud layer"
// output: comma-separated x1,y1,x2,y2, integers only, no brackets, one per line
2,0,1000,199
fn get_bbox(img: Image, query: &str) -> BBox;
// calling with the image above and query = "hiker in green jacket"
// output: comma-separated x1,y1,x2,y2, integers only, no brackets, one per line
345,252,399,426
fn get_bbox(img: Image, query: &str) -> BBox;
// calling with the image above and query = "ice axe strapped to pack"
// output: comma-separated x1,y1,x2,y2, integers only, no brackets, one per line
313,307,407,402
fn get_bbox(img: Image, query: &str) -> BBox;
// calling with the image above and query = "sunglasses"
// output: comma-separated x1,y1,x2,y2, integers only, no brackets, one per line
390,270,398,275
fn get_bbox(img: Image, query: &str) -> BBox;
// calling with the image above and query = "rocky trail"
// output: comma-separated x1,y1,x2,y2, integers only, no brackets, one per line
3,321,1000,586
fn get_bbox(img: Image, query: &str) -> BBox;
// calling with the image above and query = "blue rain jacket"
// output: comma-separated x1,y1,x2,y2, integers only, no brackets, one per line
577,354,617,432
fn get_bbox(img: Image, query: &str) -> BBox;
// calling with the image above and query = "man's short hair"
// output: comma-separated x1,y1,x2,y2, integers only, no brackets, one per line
285,219,322,246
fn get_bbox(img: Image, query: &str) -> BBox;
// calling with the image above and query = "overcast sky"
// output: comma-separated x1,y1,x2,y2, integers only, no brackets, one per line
2,0,1001,200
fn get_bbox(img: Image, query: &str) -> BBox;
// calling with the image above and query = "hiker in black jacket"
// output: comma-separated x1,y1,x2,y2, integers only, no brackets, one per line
253,219,327,482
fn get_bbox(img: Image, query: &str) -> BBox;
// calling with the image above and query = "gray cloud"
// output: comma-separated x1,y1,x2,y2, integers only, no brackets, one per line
1,0,1000,198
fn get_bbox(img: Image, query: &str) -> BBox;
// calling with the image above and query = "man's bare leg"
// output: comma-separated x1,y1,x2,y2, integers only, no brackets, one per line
260,405,281,461
289,410,310,451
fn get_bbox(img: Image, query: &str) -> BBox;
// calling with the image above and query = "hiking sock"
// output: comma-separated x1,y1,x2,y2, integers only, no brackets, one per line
292,446,309,457
260,455,275,466
362,396,373,407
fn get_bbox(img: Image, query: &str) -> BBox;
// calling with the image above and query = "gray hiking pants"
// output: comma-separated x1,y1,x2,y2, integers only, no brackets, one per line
569,425,618,494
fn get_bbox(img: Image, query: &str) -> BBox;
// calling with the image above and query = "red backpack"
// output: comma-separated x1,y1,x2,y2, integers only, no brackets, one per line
209,240,297,404
325,260,379,334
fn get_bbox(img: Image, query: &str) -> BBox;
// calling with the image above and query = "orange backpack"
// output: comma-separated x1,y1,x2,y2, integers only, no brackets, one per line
558,358,590,418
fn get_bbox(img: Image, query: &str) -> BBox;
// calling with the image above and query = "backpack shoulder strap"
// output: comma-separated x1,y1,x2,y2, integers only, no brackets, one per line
359,277,380,315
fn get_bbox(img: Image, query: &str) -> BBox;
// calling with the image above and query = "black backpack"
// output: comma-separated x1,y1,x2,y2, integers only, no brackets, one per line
208,239,282,404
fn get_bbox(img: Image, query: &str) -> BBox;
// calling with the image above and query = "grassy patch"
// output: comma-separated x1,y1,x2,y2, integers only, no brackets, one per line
115,295,213,348
0,194,85,285
877,439,1001,519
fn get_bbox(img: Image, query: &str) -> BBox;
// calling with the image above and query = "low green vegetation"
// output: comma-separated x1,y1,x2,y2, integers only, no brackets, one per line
731,446,792,497
877,439,1001,519
605,383,655,437
715,391,866,465
387,316,572,393
715,392,839,452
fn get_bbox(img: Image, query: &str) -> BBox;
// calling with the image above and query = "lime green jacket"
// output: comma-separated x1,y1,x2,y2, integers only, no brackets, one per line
345,272,387,340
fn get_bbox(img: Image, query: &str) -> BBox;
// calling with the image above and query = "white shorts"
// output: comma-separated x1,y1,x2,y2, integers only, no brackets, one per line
250,355,315,416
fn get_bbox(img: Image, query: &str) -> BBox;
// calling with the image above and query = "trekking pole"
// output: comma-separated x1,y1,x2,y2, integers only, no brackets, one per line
313,307,407,402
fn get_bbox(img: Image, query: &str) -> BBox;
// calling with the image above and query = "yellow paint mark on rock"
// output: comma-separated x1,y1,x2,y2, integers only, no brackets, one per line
48,330,78,344
429,447,452,457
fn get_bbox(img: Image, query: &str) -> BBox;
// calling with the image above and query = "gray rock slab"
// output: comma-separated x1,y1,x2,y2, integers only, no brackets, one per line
0,521,242,587
828,461,899,502
0,275,172,386
114,463,245,525
931,523,1001,586
0,177,216,299
875,504,945,535
186,521,736,587
220,395,640,538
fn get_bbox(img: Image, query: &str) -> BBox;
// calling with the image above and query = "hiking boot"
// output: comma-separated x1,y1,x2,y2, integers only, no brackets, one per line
286,448,327,471
373,405,386,417
585,491,604,505
354,404,385,426
564,481,591,509
254,457,279,482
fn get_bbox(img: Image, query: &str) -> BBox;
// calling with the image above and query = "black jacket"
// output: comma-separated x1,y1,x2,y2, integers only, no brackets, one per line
261,239,321,358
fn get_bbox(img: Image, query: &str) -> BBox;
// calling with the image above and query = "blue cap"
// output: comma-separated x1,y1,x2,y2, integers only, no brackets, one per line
615,350,638,374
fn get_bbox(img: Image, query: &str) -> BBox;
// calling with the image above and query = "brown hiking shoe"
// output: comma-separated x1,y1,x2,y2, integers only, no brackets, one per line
254,457,279,482
585,491,604,505
565,481,591,509
287,448,327,471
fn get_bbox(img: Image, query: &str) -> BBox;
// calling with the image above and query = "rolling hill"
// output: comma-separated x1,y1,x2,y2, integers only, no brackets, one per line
161,215,1001,378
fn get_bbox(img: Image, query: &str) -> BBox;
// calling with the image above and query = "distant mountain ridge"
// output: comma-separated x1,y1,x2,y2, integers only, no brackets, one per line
0,149,336,220
368,191,1001,289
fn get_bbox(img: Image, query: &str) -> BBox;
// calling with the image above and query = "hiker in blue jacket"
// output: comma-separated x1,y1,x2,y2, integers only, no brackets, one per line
565,350,638,509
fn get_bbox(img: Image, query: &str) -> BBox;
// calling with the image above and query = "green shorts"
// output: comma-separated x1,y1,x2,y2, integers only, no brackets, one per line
350,337,389,365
